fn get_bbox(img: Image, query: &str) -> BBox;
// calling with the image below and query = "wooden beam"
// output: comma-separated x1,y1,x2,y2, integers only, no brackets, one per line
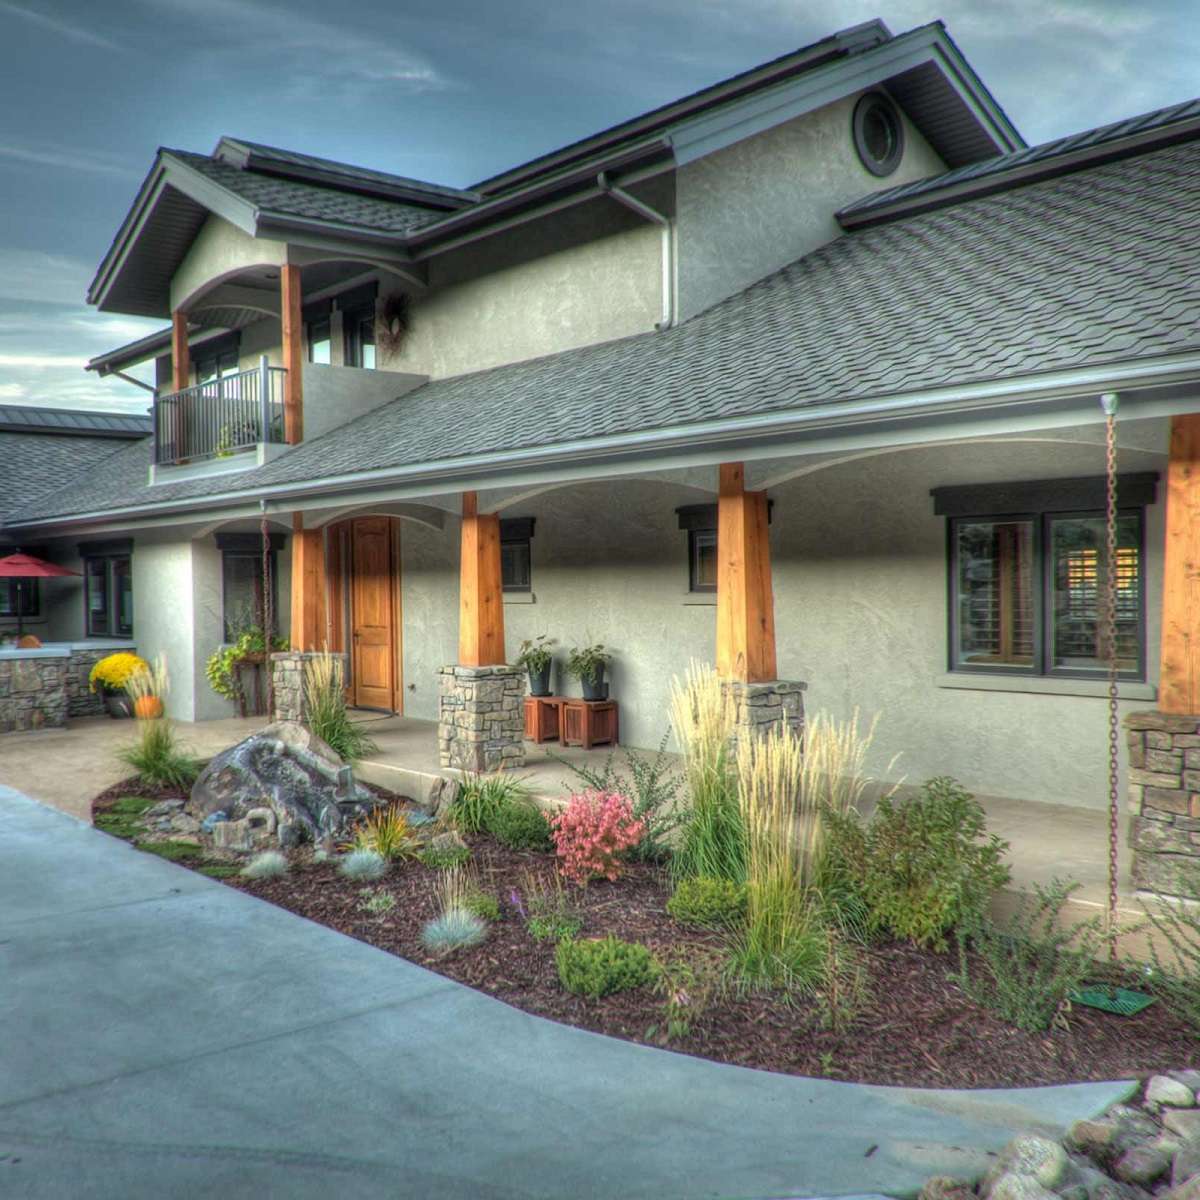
458,491,506,666
290,513,326,652
1159,414,1200,714
170,310,189,392
280,264,303,444
716,462,778,683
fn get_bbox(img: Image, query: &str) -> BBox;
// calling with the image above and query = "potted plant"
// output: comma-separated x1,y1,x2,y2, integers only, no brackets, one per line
88,651,149,719
567,643,612,701
515,636,556,696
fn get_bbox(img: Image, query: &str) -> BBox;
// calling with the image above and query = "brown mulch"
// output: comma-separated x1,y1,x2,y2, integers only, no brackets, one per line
91,781,1198,1089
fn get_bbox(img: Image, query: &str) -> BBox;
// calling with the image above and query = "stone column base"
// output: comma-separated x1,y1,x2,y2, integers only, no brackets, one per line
1126,710,1200,898
271,651,348,723
0,657,67,732
723,679,806,743
438,664,525,772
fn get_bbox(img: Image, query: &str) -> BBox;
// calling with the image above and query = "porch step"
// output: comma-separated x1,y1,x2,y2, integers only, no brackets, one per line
356,758,448,810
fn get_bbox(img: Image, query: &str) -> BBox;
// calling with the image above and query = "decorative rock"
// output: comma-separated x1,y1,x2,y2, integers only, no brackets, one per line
188,721,376,850
1114,1145,1171,1186
1170,1072,1200,1093
1068,1119,1119,1154
998,1135,1069,1190
1167,1175,1200,1200
427,776,460,820
1150,1077,1197,1108
988,1172,1058,1200
428,830,468,855
1175,1145,1200,1188
919,1176,973,1200
1164,1111,1200,1141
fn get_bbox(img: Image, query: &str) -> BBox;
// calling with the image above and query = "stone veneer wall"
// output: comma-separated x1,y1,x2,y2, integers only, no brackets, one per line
438,665,525,771
271,651,349,723
1126,710,1200,898
0,657,68,732
64,648,114,718
724,679,806,743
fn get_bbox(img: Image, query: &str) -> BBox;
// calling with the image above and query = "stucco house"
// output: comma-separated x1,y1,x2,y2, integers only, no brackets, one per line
4,18,1200,887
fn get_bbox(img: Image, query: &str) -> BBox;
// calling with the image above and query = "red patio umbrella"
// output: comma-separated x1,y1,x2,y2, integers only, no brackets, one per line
0,551,80,638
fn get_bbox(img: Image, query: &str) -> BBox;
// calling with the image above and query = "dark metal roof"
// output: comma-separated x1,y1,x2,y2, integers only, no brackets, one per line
213,138,477,208
20,137,1200,527
840,96,1200,226
0,405,150,437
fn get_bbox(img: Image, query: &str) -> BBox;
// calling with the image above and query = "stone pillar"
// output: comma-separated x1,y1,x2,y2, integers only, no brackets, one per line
271,651,347,723
1126,710,1200,898
724,679,806,744
0,656,68,732
438,664,525,771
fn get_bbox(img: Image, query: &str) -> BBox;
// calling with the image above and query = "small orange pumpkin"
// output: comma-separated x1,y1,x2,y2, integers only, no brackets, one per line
133,695,164,720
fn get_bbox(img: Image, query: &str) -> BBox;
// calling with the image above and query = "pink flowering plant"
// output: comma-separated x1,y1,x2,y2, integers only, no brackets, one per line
550,789,646,884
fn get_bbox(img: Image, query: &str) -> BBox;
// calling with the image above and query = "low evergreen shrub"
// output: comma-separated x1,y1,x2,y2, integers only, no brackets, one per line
487,798,552,851
667,876,746,928
953,878,1104,1033
463,889,500,922
418,843,471,869
556,935,656,999
823,776,1010,950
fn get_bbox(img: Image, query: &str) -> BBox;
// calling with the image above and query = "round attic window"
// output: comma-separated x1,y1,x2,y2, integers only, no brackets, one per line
853,93,904,177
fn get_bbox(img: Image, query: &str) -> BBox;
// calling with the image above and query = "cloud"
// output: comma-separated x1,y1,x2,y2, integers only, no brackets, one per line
0,142,139,179
0,1,120,51
0,382,27,399
0,249,93,307
0,353,88,369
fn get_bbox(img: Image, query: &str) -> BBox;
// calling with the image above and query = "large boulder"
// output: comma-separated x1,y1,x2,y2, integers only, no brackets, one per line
188,722,377,849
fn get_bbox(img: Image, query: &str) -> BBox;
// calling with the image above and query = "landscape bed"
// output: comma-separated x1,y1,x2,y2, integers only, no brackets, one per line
92,780,1196,1091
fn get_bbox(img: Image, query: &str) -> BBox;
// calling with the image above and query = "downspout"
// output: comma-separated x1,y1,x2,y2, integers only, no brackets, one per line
596,171,675,331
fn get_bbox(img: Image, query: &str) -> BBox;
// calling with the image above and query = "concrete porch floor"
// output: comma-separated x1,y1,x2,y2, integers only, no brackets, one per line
0,710,1144,932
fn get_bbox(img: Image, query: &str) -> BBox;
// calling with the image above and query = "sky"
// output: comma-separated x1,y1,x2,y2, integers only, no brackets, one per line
1,0,1197,415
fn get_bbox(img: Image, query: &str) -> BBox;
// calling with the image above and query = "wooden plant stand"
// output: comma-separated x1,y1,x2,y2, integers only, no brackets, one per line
524,695,566,743
561,700,619,750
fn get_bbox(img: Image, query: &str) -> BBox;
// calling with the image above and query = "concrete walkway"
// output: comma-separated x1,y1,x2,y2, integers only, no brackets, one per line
0,787,1133,1200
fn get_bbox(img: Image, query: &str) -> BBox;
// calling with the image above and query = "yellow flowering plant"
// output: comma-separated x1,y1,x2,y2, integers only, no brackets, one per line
88,652,149,694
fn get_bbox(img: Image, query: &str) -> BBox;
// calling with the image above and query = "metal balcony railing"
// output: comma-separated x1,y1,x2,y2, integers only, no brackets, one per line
153,356,287,466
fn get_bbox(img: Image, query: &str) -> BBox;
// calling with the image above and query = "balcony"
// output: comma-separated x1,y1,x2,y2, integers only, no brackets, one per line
153,356,287,467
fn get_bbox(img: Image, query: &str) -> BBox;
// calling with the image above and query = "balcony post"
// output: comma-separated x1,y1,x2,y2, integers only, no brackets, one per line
280,265,303,444
457,491,506,666
258,355,271,444
289,512,326,652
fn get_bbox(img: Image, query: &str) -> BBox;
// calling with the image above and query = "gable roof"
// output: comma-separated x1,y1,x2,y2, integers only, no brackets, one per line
19,134,1200,528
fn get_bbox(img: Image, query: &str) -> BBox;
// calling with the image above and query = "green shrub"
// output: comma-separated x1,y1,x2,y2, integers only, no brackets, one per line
450,773,531,835
651,947,724,1041
418,843,471,869
1139,864,1200,1034
953,878,1104,1033
95,795,156,840
358,887,397,915
556,935,656,999
118,720,200,789
823,777,1010,950
241,850,288,878
667,876,746,928
488,798,552,851
303,652,379,764
421,909,487,956
339,849,387,881
518,869,583,941
463,889,501,922
135,839,202,862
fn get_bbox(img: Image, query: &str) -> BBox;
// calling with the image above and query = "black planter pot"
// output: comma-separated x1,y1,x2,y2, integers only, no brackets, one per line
527,663,552,696
104,691,133,719
580,667,608,702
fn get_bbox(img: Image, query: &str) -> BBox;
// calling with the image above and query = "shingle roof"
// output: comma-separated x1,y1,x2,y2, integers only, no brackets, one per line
167,150,446,235
0,432,143,525
15,137,1200,525
840,97,1200,223
0,405,151,437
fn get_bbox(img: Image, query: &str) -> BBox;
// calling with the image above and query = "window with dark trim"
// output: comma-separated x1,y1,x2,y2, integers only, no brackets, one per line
500,517,534,593
676,501,772,594
0,578,38,618
343,304,377,369
217,532,282,641
932,474,1157,680
306,316,331,365
80,540,133,638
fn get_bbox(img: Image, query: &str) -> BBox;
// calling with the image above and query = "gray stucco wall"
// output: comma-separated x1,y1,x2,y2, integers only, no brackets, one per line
397,432,1167,811
675,90,945,320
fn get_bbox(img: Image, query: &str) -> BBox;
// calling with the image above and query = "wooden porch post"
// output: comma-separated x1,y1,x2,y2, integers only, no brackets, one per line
458,491,506,666
290,513,326,652
716,462,777,683
170,310,189,391
280,264,303,444
1158,414,1200,713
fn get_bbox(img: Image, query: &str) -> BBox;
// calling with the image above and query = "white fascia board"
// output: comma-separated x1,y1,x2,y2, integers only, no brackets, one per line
670,28,1014,167
89,165,169,307
160,153,259,236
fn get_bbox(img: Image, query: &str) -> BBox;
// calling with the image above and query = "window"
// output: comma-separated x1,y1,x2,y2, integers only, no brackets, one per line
216,533,282,640
0,577,38,618
307,317,331,365
343,304,377,369
80,541,133,638
689,529,718,593
195,347,239,384
500,518,534,593
934,475,1157,680
853,92,904,177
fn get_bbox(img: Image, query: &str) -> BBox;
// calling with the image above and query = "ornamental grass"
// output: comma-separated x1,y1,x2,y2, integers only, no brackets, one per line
303,650,379,764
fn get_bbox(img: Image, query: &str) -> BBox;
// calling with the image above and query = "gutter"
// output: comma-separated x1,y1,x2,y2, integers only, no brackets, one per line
596,171,675,330
12,350,1200,532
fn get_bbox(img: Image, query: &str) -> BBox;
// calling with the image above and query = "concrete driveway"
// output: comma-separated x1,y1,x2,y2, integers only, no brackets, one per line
0,786,1133,1200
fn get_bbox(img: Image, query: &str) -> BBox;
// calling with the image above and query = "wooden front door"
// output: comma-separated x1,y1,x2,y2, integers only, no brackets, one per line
350,516,397,710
